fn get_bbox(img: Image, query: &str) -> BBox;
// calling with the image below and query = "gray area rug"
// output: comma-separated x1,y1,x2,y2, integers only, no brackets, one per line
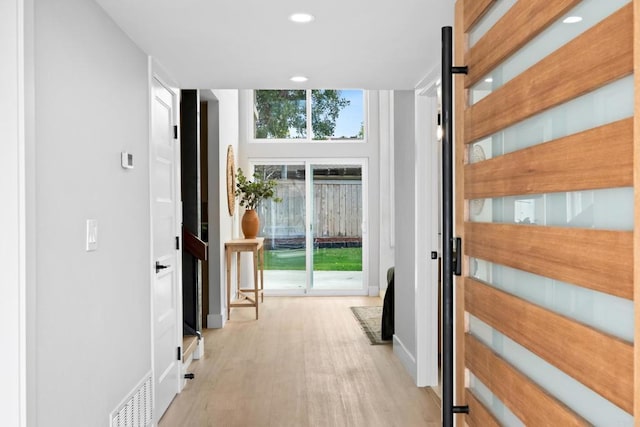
350,306,391,345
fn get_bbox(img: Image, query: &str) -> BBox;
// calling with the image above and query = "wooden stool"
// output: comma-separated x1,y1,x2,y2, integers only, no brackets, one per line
225,238,264,320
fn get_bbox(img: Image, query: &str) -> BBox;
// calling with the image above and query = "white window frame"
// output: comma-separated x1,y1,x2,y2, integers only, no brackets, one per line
250,89,369,143
248,158,369,296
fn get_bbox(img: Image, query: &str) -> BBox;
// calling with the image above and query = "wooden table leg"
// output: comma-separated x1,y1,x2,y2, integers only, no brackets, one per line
236,252,241,301
226,247,231,320
259,245,264,302
253,248,259,320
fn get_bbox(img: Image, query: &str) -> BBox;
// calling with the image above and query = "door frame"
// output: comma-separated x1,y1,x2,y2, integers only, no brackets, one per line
148,59,183,418
1,0,28,424
249,157,369,296
415,82,441,388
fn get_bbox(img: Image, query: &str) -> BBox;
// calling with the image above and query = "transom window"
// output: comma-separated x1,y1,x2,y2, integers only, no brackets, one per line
253,89,365,141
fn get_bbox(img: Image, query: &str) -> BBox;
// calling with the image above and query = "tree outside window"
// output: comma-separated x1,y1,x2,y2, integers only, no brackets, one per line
254,89,365,141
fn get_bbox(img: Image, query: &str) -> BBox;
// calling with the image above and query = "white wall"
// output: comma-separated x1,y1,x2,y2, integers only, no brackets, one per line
378,91,395,292
392,89,441,386
203,89,239,328
34,0,151,424
392,91,418,378
0,0,26,424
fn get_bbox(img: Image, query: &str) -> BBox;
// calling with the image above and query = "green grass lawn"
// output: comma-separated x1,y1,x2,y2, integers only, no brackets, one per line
264,247,362,271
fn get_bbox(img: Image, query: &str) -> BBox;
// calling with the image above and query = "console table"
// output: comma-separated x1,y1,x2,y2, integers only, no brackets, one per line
225,238,264,320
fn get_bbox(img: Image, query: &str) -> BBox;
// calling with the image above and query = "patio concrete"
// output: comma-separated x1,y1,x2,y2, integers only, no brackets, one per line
263,270,363,291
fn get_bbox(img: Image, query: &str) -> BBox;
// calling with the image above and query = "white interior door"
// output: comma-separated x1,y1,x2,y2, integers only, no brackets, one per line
151,76,181,419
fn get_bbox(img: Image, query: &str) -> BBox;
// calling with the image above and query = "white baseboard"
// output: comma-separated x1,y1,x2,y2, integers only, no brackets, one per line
393,335,417,384
368,286,379,297
207,313,226,329
194,336,204,360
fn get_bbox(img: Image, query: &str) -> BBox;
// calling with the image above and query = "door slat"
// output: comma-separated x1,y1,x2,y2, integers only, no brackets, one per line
465,222,633,299
466,334,589,426
462,0,496,33
465,390,500,427
465,4,633,144
466,279,634,414
465,118,633,199
465,0,581,87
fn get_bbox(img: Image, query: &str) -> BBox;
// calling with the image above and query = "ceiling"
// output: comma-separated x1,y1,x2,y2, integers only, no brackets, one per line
94,0,454,90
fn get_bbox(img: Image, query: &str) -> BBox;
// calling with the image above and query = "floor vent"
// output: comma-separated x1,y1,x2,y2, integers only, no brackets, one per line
110,373,153,427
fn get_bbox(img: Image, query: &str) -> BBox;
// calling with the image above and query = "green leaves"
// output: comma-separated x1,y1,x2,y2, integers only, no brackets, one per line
255,90,306,139
254,89,351,140
311,90,350,140
235,168,282,210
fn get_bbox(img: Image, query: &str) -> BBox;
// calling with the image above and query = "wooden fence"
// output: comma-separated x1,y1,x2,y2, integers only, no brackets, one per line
257,179,362,239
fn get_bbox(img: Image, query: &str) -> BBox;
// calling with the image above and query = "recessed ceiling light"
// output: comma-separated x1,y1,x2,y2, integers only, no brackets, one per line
289,13,315,23
563,16,583,24
290,76,308,83
484,77,493,83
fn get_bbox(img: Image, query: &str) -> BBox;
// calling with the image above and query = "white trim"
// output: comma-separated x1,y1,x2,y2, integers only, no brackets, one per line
305,89,313,139
1,0,27,424
207,313,226,329
305,162,313,283
23,0,35,421
393,335,417,383
263,289,369,297
147,59,155,420
248,138,370,145
387,92,395,249
377,90,395,291
147,58,156,417
415,65,441,93
194,336,204,360
248,90,368,144
17,0,28,421
414,89,440,387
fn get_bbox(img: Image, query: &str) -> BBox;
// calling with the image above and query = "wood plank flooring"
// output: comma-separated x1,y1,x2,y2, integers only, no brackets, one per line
159,296,440,427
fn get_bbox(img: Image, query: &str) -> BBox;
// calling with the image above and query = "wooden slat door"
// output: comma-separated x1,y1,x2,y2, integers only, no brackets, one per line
454,0,638,424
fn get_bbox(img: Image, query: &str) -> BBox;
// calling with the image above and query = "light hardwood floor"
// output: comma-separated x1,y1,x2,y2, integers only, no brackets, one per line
159,296,441,427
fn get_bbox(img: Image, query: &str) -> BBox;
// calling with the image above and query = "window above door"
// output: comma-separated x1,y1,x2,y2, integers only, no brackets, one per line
253,89,366,142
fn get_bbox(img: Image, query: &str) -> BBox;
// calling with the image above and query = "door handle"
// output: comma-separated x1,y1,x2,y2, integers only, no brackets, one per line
155,261,169,273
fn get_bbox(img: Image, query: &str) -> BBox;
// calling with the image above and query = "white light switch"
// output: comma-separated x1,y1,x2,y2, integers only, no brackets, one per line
121,151,134,169
86,219,98,251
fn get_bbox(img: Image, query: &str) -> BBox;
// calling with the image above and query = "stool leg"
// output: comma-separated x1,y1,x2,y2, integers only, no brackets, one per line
236,252,241,300
226,247,231,320
260,246,264,303
253,249,259,320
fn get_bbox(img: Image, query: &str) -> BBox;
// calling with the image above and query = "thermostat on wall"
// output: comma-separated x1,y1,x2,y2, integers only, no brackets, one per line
121,152,134,169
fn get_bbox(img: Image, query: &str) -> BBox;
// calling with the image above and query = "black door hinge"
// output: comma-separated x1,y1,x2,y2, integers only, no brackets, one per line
176,236,180,250
173,125,178,139
177,346,182,361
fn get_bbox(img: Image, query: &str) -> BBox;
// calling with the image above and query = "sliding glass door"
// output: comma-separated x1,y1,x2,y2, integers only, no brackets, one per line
254,164,307,291
310,164,363,291
253,160,366,295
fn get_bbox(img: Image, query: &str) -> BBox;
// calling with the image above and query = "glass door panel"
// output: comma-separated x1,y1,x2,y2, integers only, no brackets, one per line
310,164,363,291
254,164,306,291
